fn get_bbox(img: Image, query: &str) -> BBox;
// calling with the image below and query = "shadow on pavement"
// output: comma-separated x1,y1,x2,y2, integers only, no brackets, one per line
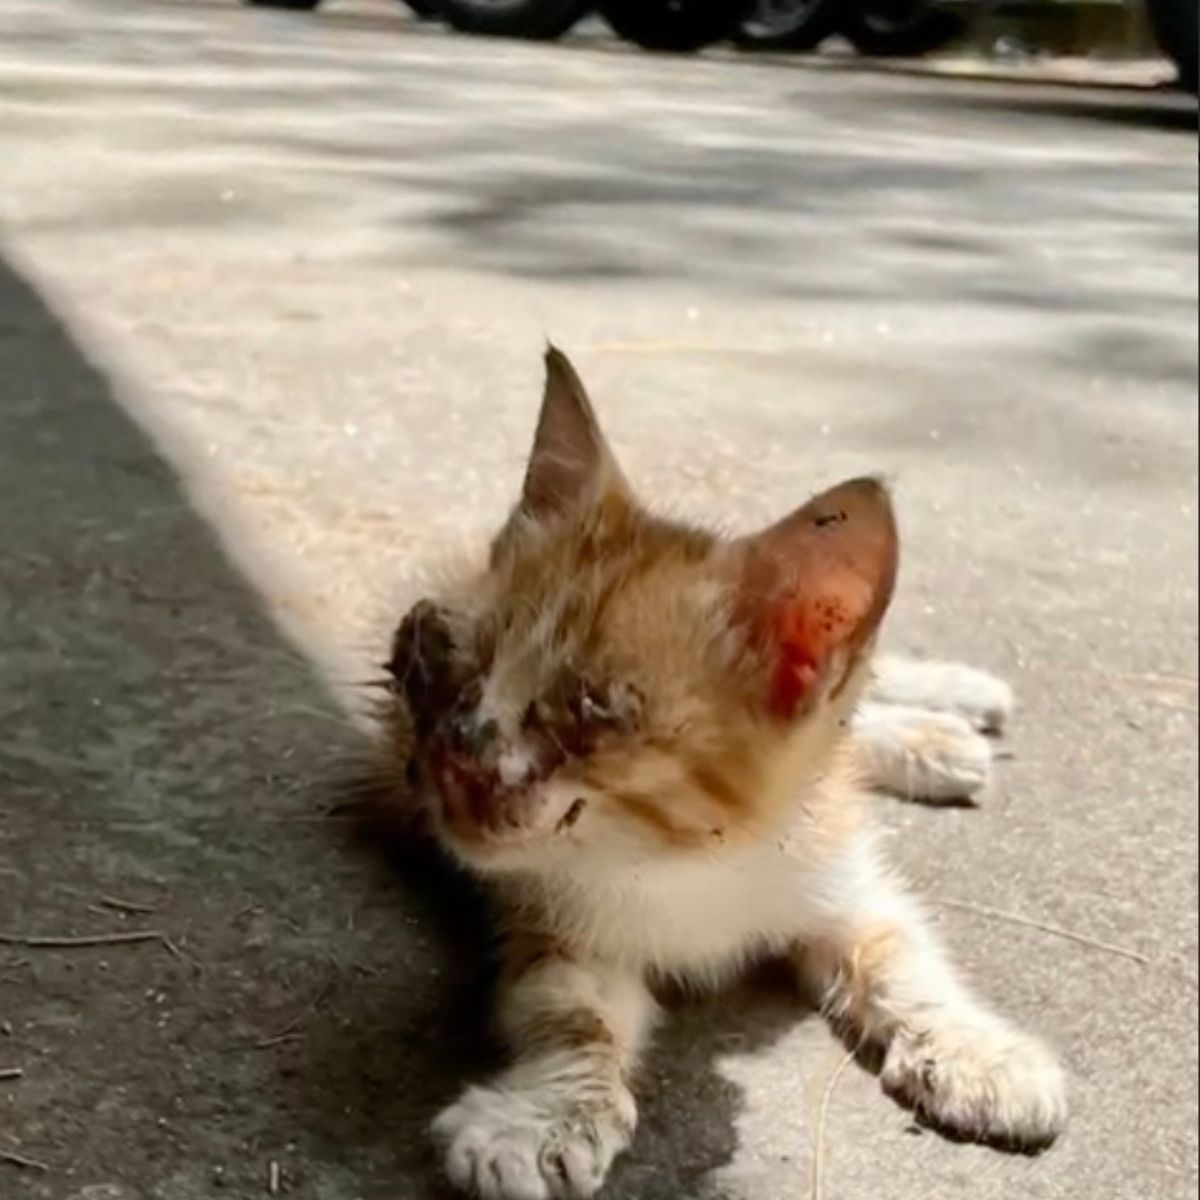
909,87,1198,131
0,243,454,1195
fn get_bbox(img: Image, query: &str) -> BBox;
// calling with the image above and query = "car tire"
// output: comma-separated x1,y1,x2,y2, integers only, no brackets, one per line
839,0,963,56
1146,0,1198,91
431,0,592,38
600,0,753,51
244,0,323,10
734,0,848,50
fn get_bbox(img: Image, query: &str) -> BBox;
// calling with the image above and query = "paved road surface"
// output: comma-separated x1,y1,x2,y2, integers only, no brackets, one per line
0,2,1196,1199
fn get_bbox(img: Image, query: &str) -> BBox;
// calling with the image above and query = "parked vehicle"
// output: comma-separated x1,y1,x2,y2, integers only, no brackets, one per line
243,0,1199,90
248,0,436,12
410,0,751,45
736,0,961,53
737,0,1197,80
433,0,591,38
598,0,752,50
734,0,848,50
836,0,964,56
1145,0,1197,89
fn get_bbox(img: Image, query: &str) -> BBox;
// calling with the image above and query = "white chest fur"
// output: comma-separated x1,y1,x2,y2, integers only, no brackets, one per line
526,835,862,982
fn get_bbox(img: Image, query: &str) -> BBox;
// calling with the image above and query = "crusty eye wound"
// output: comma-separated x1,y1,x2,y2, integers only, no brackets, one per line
387,600,466,737
524,674,644,760
568,677,643,737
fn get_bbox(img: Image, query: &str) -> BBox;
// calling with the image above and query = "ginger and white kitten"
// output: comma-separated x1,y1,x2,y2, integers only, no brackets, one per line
384,348,1066,1200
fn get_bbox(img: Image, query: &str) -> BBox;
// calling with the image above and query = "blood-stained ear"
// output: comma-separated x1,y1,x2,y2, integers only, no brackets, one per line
730,477,898,720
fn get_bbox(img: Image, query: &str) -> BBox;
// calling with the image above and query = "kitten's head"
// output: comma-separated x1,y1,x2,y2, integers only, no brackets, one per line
387,348,897,875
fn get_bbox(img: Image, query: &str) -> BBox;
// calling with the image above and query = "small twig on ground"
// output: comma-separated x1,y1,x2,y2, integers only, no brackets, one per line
0,930,169,951
0,1147,49,1172
268,1160,281,1195
0,1068,22,1080
1104,671,1197,692
253,1033,303,1050
932,898,1149,965
252,978,336,1050
0,929,195,968
808,1050,856,1200
98,895,157,915
1097,672,1198,713
160,937,188,962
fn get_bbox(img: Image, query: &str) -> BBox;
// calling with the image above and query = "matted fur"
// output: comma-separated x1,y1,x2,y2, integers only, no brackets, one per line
381,348,1066,1200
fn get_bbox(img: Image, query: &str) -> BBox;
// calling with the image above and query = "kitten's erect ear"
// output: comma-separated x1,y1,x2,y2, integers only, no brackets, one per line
520,346,628,519
731,477,898,720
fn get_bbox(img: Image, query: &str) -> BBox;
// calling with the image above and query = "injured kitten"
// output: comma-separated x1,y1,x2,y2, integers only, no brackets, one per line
381,347,1065,1200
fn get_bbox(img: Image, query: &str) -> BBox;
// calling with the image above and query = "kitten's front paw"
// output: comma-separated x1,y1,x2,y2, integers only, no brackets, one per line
882,1020,1067,1150
900,713,993,803
433,1081,636,1200
860,707,994,803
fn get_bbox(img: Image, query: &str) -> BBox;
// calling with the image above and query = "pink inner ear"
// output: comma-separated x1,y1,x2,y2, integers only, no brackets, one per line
767,568,874,719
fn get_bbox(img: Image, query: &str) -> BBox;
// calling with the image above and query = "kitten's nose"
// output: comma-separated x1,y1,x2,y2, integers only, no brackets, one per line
496,743,537,790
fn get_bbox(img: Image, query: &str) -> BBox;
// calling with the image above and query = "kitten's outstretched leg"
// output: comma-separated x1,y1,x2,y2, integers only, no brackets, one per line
850,702,992,802
799,843,1067,1149
433,937,654,1200
868,656,1015,734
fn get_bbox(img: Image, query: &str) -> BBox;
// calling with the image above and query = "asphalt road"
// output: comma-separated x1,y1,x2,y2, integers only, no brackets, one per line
0,2,1196,1199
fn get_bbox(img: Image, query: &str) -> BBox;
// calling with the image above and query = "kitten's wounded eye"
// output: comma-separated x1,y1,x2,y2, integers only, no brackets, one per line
387,600,468,735
578,691,611,725
569,681,633,732
597,680,644,732
523,675,643,759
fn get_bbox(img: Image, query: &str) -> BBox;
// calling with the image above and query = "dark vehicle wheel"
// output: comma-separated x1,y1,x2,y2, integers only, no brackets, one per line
245,0,322,9
1146,0,1198,91
600,0,752,51
735,0,847,50
402,0,440,16
432,0,592,37
839,0,963,55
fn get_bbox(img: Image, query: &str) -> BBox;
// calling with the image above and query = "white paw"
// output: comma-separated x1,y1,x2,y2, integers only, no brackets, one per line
872,658,1015,734
856,705,993,802
931,665,1014,734
882,1019,1067,1149
432,1081,635,1200
898,712,993,802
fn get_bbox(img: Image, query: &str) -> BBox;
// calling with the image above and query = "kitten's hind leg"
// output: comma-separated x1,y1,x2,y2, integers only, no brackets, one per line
433,936,654,1200
869,656,1014,734
851,702,992,803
